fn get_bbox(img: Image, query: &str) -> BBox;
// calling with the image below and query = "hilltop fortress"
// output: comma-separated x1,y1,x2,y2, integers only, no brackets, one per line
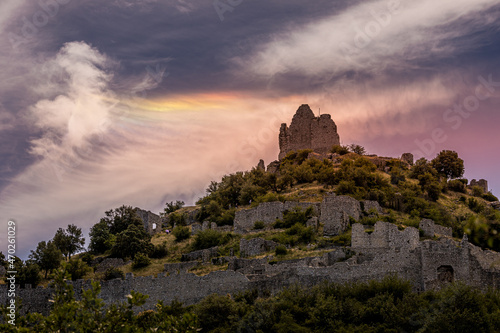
279,104,340,159
2,104,499,315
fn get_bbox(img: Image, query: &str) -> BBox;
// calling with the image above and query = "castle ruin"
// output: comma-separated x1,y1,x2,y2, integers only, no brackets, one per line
279,104,340,159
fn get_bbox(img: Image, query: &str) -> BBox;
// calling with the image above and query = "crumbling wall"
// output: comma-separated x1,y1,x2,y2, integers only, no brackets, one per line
419,219,452,238
320,194,361,236
470,179,488,193
352,222,419,250
135,208,162,235
240,238,278,257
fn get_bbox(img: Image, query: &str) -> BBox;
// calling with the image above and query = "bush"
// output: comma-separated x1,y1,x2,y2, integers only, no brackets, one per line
192,229,231,251
103,267,124,281
468,198,485,213
275,245,287,256
274,206,314,229
472,186,485,197
150,241,168,259
253,221,265,230
483,192,499,202
67,259,91,281
132,253,151,269
448,179,466,193
173,226,191,242
169,212,187,227
331,145,350,155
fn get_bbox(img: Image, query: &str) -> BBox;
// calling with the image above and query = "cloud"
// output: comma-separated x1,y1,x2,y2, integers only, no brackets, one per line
237,0,500,81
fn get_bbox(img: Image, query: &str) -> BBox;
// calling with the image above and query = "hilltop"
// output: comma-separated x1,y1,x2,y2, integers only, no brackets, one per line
2,104,500,320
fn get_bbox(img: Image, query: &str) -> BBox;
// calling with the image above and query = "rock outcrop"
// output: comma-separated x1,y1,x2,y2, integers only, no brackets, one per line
278,104,340,160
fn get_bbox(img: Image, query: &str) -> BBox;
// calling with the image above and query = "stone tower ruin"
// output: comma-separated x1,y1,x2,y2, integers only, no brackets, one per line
278,104,340,160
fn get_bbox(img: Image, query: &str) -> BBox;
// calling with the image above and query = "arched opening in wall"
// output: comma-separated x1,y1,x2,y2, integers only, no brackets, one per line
437,265,454,284
152,223,157,230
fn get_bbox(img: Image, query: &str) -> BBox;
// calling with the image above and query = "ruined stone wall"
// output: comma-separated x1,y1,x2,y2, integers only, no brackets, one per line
352,222,419,250
419,219,452,238
3,237,500,316
135,208,163,235
320,194,361,236
470,179,489,193
234,195,361,236
278,104,340,160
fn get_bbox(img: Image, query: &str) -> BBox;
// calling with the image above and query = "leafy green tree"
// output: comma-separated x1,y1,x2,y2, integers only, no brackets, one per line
410,157,437,179
102,205,144,235
53,224,85,260
6,257,41,288
111,224,153,259
29,240,63,278
89,220,115,254
164,200,185,214
431,150,465,179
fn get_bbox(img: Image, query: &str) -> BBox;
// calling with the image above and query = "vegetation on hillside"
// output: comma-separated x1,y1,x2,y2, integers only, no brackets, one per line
2,273,500,332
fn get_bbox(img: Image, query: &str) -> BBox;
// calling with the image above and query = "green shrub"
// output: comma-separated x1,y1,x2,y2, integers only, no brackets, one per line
472,185,484,197
173,226,191,242
253,221,265,230
448,179,466,193
274,206,314,229
150,241,168,259
275,245,288,256
192,229,231,251
169,212,187,227
483,192,499,202
103,267,124,281
132,253,151,269
331,145,350,155
468,198,485,213
67,259,91,281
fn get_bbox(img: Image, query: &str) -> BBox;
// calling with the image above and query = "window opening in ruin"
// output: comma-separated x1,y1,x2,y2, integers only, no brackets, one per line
437,265,454,283
152,223,157,230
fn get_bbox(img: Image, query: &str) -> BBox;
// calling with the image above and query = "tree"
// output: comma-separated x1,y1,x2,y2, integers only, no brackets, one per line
101,205,144,235
164,200,185,214
6,257,41,288
53,224,85,260
431,150,464,179
349,144,366,155
29,240,63,278
0,252,7,268
410,158,437,179
89,220,115,254
111,224,153,259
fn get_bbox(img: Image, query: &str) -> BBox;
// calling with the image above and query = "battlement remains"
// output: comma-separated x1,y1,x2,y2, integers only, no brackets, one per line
352,222,419,250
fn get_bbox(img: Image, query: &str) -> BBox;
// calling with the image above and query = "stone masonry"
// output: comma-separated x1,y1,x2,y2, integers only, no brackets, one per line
419,219,453,238
234,195,360,236
135,208,163,235
278,104,340,160
240,238,278,257
6,225,499,316
470,179,489,193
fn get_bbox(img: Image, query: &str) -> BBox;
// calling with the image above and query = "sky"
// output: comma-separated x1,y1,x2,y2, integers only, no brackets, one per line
0,0,499,258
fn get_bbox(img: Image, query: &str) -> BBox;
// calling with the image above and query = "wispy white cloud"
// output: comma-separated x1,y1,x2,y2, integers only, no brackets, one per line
237,0,500,80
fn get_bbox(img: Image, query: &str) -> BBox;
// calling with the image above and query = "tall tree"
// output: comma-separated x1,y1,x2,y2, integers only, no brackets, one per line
89,220,115,254
431,150,465,179
101,205,144,235
53,224,85,260
29,241,63,278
